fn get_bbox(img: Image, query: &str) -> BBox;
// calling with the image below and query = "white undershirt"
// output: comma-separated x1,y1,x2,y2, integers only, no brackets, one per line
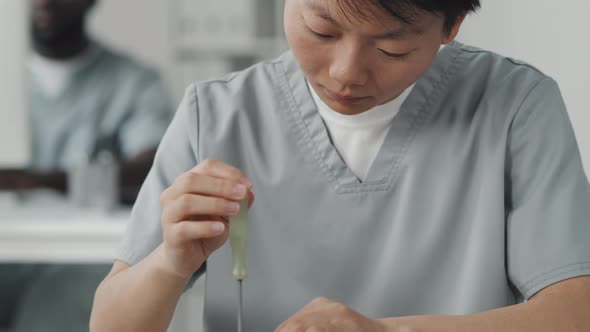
308,81,414,181
29,45,99,99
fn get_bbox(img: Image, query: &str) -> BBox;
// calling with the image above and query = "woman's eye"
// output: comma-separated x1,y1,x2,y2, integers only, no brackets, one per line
306,26,334,39
379,49,411,59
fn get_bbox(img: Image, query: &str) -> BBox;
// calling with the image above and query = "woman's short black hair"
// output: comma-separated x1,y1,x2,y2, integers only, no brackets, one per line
338,0,481,35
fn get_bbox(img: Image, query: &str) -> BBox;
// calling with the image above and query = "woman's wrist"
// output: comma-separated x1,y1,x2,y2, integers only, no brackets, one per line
152,243,204,282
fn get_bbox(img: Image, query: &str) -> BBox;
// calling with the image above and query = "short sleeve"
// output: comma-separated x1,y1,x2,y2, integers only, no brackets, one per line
118,72,174,158
506,78,590,299
116,84,199,267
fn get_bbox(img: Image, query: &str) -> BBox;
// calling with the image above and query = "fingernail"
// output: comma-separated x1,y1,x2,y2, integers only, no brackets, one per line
211,223,225,233
225,202,240,214
241,177,253,188
232,184,247,197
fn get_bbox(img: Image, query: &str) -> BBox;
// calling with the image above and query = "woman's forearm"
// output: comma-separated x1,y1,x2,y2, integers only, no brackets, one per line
90,245,198,332
380,276,590,331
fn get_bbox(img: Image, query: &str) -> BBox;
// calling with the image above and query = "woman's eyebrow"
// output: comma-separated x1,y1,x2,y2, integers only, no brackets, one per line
371,27,424,40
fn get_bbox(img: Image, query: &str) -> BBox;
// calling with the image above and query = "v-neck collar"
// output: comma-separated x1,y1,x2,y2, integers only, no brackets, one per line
275,41,463,194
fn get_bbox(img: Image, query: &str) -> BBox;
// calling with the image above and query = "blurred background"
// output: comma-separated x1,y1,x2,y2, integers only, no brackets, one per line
0,1,588,332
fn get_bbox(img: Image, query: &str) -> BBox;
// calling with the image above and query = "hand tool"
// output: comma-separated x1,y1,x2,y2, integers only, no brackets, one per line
229,198,249,332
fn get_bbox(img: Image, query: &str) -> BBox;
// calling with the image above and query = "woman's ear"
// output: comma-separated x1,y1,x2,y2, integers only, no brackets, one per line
443,16,465,44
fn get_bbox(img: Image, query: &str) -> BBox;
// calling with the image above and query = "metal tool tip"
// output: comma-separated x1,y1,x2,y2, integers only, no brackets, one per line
237,280,243,332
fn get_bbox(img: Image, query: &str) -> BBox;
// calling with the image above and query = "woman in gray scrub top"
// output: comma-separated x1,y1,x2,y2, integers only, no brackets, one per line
91,0,590,331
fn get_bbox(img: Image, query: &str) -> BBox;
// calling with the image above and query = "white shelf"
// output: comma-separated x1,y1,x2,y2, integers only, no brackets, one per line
169,0,286,87
0,219,127,263
173,37,287,61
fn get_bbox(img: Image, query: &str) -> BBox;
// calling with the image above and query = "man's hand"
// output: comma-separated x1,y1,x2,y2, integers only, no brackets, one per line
275,297,387,332
0,169,67,191
0,169,41,190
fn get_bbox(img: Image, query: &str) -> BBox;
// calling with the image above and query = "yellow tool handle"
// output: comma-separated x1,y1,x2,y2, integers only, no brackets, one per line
230,198,249,280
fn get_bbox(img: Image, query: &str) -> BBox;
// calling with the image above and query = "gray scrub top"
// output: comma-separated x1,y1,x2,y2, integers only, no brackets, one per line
118,41,590,331
28,43,172,171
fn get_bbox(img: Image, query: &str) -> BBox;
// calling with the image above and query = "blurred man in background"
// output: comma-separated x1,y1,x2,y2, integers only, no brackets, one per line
0,0,172,330
0,0,171,201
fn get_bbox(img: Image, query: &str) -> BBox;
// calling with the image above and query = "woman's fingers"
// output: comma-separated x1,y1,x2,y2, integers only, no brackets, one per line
166,220,228,245
160,159,253,204
193,159,253,187
162,194,241,224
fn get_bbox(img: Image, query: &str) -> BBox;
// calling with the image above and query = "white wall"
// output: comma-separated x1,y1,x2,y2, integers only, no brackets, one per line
0,0,30,167
87,0,277,103
457,0,590,177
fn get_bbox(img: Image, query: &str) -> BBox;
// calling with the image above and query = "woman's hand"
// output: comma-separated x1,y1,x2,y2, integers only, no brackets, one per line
158,159,254,279
276,297,388,332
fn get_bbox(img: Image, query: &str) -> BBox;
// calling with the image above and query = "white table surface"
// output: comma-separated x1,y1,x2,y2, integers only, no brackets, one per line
0,191,205,332
0,191,130,263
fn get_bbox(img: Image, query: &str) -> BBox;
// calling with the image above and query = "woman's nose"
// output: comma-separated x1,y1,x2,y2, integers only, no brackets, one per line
328,46,369,88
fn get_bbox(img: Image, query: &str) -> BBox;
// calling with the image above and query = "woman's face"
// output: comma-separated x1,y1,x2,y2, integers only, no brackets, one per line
284,0,461,115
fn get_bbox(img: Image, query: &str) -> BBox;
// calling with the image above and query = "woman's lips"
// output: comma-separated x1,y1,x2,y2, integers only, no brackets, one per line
323,87,369,105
